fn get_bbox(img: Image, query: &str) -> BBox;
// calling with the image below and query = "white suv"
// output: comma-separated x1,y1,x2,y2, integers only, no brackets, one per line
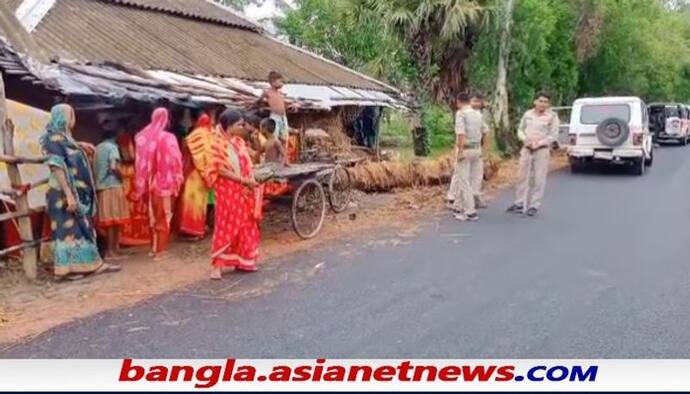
649,103,690,145
567,97,654,176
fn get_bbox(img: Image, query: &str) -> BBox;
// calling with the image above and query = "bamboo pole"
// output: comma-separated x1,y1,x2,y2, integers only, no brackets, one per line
0,177,49,197
0,153,47,164
0,209,32,222
0,71,37,279
0,238,48,258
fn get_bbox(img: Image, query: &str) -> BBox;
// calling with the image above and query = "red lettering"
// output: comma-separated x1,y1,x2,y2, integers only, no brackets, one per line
119,359,144,382
495,366,515,382
373,366,396,382
311,359,326,381
292,366,312,382
462,365,496,382
347,366,373,382
323,366,346,381
195,366,221,389
169,365,194,382
145,366,167,382
268,366,291,382
222,359,236,382
397,361,413,382
233,366,256,382
439,366,461,381
412,365,438,382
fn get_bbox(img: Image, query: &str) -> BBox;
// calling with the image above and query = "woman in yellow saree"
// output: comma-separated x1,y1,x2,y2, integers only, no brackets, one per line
178,114,215,239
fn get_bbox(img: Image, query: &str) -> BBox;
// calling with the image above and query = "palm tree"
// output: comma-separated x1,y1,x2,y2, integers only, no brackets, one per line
362,0,496,104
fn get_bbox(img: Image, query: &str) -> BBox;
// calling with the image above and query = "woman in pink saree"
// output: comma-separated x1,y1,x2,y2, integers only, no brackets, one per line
133,107,184,260
208,109,262,279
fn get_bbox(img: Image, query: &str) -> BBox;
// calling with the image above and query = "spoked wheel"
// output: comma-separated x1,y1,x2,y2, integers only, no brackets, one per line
327,165,352,213
291,179,326,239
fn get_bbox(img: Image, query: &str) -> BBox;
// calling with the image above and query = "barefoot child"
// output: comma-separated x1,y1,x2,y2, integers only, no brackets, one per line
95,120,129,261
257,71,292,148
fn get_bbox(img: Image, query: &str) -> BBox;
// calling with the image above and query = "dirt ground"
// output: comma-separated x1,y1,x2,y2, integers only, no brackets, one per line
0,152,568,346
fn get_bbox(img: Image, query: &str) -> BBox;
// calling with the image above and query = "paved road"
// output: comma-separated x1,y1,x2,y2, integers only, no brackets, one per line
5,146,690,358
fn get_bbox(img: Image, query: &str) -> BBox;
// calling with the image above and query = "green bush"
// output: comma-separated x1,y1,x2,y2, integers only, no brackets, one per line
379,110,412,148
422,104,454,153
378,104,455,156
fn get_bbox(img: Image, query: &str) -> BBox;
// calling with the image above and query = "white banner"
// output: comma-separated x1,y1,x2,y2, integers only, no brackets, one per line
0,359,687,392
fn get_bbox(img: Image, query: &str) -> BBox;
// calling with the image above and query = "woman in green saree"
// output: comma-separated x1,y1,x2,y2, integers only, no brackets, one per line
41,104,121,280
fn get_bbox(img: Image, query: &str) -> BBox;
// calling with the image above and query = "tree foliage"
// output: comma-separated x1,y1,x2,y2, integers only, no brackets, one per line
277,0,690,151
580,0,690,102
469,0,579,118
277,0,415,87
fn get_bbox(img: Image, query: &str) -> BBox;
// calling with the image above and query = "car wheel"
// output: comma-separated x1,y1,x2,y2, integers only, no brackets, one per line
632,158,645,176
571,164,581,174
681,137,688,146
645,149,654,167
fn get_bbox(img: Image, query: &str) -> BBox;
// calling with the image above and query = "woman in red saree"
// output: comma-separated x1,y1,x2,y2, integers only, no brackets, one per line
178,114,214,239
209,109,262,279
117,128,151,246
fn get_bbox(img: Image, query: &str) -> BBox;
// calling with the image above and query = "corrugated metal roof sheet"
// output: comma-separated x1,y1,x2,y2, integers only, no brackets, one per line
103,0,259,31
1,41,404,110
21,0,392,92
6,0,23,11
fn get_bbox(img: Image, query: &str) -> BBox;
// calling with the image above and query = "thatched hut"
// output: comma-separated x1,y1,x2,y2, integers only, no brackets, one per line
0,0,404,144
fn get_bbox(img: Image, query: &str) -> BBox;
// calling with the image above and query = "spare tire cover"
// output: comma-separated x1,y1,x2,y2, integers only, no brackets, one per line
596,117,630,147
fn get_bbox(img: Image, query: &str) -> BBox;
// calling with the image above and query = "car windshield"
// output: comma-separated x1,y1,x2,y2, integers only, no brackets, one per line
580,104,631,124
666,107,680,118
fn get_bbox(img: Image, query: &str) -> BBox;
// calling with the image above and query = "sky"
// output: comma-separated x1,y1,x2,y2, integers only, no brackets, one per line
243,0,294,22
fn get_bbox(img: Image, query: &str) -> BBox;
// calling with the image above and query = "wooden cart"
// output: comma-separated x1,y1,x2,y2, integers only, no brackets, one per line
259,162,352,240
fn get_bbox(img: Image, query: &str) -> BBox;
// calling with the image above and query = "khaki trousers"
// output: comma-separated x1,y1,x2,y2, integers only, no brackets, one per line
451,149,482,215
448,149,484,201
515,147,550,210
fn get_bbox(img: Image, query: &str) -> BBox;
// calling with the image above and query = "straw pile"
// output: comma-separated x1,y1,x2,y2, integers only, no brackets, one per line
348,155,504,193
348,155,454,192
293,110,354,155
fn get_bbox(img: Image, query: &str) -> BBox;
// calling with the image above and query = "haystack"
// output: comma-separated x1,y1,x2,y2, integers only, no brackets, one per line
348,155,454,192
348,155,503,192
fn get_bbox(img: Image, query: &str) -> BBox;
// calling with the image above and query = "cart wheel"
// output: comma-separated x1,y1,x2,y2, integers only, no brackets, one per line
328,165,352,213
291,179,326,239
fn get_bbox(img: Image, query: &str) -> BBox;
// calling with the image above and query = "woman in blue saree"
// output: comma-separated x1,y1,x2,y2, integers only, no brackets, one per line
41,104,120,280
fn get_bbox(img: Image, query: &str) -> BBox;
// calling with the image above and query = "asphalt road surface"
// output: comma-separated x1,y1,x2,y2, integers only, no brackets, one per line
5,146,690,358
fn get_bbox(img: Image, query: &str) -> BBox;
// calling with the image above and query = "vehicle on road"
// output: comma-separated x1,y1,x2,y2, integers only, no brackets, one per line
648,103,690,145
552,106,572,149
567,96,653,175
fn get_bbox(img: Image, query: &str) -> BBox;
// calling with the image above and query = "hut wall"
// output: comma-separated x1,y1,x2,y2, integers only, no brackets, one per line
288,107,366,149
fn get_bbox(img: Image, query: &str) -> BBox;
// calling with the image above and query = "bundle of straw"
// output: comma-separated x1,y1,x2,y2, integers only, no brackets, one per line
348,155,454,192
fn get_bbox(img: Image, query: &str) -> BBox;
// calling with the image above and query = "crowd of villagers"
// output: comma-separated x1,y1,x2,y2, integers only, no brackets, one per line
39,72,296,282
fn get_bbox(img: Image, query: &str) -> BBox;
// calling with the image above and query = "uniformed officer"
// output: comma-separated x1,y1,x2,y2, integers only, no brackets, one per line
450,93,487,221
506,92,559,217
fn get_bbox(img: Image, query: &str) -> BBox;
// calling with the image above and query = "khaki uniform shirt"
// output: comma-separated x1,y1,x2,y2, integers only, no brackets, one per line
455,107,487,147
518,109,559,147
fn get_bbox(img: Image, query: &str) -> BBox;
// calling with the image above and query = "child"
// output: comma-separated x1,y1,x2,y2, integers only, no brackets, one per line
244,113,263,164
260,118,286,164
95,120,129,260
257,71,294,146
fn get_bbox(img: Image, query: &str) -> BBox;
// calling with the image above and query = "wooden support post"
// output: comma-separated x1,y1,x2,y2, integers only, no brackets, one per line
0,72,37,279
